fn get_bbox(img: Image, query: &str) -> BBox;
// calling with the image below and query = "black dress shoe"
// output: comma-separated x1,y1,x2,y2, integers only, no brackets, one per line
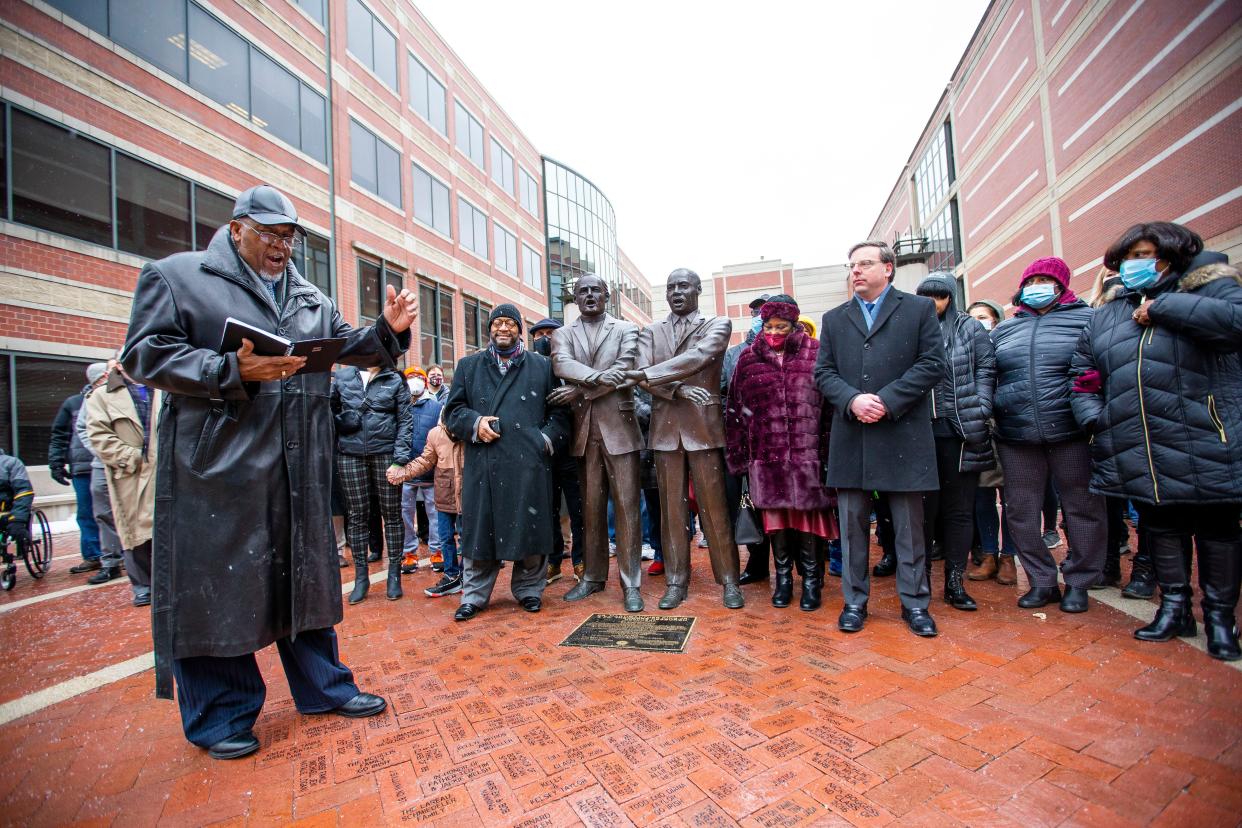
455,603,480,621
1059,586,1089,613
838,604,867,633
132,592,151,607
520,596,542,612
69,559,102,574
737,570,769,585
1018,586,1061,608
872,551,896,577
334,692,387,718
901,607,938,637
207,730,260,760
87,567,122,585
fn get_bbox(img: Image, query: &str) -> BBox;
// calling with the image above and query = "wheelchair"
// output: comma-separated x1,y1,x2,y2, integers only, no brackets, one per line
0,510,54,590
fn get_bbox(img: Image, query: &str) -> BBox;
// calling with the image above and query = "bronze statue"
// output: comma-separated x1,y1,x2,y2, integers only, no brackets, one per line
621,268,743,610
548,275,646,612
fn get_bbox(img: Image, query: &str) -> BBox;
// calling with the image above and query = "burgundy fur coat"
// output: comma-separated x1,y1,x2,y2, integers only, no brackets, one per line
725,330,834,510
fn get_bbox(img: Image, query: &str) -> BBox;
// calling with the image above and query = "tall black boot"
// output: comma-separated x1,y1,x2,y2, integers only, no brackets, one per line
1122,526,1156,598
798,534,824,612
771,531,793,608
1197,537,1241,661
1135,532,1196,641
944,562,977,611
348,557,370,605
386,553,403,600
1097,545,1122,588
738,540,771,585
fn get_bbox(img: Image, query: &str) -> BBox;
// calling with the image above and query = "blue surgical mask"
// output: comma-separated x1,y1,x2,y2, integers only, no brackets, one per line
1119,258,1161,290
750,315,764,335
1021,283,1058,309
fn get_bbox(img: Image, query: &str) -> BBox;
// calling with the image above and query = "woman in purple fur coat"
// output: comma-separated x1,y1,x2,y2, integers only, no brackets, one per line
725,295,838,611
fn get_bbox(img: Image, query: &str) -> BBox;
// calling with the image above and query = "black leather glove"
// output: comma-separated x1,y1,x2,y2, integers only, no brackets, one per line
5,522,29,544
50,466,70,486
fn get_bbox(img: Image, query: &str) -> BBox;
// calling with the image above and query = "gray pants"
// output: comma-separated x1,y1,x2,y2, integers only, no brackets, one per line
997,440,1105,589
90,466,122,567
839,488,930,610
461,555,546,608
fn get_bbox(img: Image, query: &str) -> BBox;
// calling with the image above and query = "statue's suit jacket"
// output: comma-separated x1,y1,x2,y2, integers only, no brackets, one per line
551,314,644,457
638,312,732,452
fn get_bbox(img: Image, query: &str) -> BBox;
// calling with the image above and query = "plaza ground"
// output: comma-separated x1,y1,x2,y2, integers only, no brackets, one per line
0,529,1240,826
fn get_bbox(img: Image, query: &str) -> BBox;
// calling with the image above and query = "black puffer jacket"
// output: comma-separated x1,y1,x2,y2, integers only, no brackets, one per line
332,366,414,463
1071,254,1242,504
922,281,996,472
992,299,1092,444
48,388,94,477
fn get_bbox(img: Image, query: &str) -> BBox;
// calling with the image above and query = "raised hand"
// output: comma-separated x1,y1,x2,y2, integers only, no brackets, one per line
382,284,419,333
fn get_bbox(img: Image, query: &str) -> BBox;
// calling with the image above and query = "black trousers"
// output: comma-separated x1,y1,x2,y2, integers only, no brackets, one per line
548,455,585,567
1133,502,1241,542
923,436,980,571
172,627,358,747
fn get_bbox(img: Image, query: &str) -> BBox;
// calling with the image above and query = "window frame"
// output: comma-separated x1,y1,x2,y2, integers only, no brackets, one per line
345,0,399,92
349,117,403,209
407,50,447,136
518,165,540,217
411,162,452,239
452,99,485,170
492,219,518,276
521,242,542,291
456,194,489,261
489,138,514,196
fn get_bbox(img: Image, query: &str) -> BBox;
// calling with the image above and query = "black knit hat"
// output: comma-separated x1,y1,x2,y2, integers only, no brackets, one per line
488,303,523,333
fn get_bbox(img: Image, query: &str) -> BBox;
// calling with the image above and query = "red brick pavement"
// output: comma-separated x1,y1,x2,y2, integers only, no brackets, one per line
1,534,1240,826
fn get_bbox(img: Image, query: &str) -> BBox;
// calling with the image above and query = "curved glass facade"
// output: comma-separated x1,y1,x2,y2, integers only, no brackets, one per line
542,157,620,320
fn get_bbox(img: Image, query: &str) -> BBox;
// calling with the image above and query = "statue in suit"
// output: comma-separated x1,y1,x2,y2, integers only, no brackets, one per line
548,275,646,612
621,269,744,610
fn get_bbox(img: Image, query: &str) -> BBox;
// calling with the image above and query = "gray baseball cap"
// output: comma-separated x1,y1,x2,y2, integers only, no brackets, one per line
86,362,108,384
232,185,302,229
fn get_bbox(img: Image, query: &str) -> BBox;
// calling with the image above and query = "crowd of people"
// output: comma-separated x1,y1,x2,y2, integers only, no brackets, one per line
16,184,1239,761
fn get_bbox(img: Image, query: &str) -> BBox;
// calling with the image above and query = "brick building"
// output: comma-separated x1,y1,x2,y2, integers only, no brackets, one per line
0,0,652,491
865,0,1241,306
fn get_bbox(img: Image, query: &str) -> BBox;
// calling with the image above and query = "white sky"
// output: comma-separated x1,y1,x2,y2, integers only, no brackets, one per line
416,0,992,287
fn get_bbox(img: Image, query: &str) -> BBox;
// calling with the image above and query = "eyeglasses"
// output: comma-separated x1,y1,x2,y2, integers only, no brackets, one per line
849,259,882,271
241,223,299,249
490,319,520,330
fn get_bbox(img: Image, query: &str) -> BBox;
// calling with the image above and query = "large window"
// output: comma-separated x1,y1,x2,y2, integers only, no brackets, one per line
48,1,327,161
293,0,324,25
349,119,402,208
5,105,235,257
453,102,485,169
412,164,451,237
291,232,331,297
915,120,954,223
115,154,191,259
494,225,517,275
543,158,618,320
408,54,447,135
357,258,402,323
519,166,539,217
347,0,397,91
925,197,963,275
458,197,488,259
418,283,454,366
463,297,491,353
522,244,542,291
0,353,92,467
490,139,514,195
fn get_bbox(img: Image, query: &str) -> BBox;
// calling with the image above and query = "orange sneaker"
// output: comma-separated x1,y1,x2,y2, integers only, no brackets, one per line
400,552,419,574
430,551,444,572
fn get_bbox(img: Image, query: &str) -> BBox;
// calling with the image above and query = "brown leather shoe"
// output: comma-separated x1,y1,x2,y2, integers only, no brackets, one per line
967,555,998,581
996,554,1017,586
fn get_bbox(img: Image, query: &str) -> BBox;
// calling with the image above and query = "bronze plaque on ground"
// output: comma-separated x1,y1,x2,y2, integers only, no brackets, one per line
560,614,696,653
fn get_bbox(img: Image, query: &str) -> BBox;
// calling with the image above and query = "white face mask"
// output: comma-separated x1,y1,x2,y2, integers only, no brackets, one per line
408,379,426,396
977,318,994,331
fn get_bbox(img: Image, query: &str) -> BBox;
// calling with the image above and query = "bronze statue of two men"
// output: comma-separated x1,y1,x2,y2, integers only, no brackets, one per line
549,269,744,612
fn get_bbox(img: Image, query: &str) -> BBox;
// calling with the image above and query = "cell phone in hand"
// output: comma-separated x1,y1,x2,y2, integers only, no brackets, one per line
489,418,501,436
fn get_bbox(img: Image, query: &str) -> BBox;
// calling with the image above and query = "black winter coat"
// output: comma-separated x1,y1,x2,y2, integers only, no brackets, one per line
992,299,1092,445
814,289,946,492
1071,256,1242,504
443,349,571,562
930,299,997,473
122,226,408,699
48,389,94,477
331,366,414,463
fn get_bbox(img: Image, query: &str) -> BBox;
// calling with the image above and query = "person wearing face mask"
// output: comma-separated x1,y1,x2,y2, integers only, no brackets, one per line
1071,222,1242,661
425,364,448,401
726,295,837,610
394,367,443,576
991,257,1104,614
914,274,996,612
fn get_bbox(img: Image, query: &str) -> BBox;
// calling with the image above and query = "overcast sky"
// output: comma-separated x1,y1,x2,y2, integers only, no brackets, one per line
416,0,991,286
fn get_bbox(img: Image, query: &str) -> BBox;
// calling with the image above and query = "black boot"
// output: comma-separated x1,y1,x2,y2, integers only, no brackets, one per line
798,535,824,612
1096,545,1122,589
771,531,793,608
738,541,770,585
1135,532,1196,641
1122,527,1156,598
386,555,403,600
872,549,897,577
348,558,369,605
1197,537,1241,661
944,563,977,611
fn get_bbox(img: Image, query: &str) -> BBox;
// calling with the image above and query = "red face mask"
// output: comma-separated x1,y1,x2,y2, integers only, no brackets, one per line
764,332,788,349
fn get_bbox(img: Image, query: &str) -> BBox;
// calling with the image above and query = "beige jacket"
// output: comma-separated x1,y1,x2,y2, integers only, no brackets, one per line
85,374,160,549
400,424,463,514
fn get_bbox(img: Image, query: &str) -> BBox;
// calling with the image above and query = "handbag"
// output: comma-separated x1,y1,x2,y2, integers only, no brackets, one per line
734,476,764,546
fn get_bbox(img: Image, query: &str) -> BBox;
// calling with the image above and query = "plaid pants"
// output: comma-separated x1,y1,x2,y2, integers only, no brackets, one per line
337,453,404,561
